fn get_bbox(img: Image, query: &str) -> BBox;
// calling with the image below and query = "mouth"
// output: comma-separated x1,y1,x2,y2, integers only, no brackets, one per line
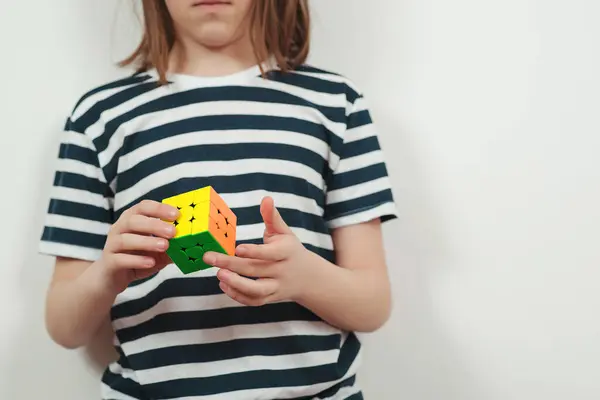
192,0,232,6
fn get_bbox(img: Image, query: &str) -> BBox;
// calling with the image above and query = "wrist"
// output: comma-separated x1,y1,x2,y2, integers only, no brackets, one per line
85,258,121,300
292,249,337,305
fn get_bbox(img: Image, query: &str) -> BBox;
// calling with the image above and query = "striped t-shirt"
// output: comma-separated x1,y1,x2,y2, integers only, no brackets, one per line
39,62,398,400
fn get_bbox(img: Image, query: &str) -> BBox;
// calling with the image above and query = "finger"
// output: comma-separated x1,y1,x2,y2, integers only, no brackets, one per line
217,269,278,299
109,233,170,254
113,200,179,234
203,252,273,278
235,243,286,262
260,196,292,237
134,199,180,220
110,253,156,270
219,282,271,307
133,264,166,280
123,214,177,238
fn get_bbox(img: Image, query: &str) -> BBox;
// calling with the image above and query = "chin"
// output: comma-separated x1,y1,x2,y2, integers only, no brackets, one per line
195,25,238,48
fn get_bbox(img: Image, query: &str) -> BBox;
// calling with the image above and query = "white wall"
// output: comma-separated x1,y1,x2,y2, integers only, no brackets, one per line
1,0,599,399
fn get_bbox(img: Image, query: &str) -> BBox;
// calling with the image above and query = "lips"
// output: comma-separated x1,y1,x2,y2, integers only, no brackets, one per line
193,0,232,5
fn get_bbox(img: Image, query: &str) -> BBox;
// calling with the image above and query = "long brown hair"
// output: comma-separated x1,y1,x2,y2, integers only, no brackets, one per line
121,0,311,84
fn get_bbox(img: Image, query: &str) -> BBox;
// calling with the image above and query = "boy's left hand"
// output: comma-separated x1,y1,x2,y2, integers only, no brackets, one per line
202,196,314,306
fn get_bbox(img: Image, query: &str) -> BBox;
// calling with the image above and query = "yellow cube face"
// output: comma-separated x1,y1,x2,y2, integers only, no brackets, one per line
162,186,238,257
162,187,211,238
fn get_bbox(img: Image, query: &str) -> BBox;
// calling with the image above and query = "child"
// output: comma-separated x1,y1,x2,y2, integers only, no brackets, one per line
39,0,397,399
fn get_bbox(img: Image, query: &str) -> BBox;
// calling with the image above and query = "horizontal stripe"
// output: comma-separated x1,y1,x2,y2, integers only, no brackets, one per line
120,320,340,356
58,142,98,164
106,115,336,188
235,205,328,234
44,214,111,236
138,350,340,386
72,74,152,118
113,293,238,331
38,240,102,262
47,198,113,223
115,266,193,306
328,163,390,192
60,128,95,149
214,189,324,216
139,333,360,399
114,160,325,211
83,87,175,143
336,149,386,175
169,375,358,400
94,85,344,155
344,123,378,144
116,302,321,343
112,276,223,320
327,176,393,205
76,82,161,134
41,226,107,250
253,78,349,113
117,128,330,175
144,365,354,399
122,114,332,156
347,110,372,130
132,336,341,378
53,171,112,197
116,142,329,194
48,186,111,209
115,174,326,216
99,100,344,168
54,158,107,182
326,193,397,226
342,136,382,159
267,70,343,95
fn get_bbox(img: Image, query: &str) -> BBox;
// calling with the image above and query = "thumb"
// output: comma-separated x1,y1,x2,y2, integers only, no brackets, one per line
260,196,292,237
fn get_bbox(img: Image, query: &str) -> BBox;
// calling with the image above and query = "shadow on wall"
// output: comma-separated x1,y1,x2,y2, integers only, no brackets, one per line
0,1,133,398
308,3,487,397
1,123,117,400
356,114,485,400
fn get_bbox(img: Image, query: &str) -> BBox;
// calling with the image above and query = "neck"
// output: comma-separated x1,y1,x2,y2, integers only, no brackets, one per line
169,33,257,77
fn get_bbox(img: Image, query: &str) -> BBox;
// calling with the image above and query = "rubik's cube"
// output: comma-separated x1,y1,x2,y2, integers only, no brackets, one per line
162,186,237,274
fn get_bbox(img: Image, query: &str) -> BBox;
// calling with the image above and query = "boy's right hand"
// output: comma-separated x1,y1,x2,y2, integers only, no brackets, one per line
97,200,180,294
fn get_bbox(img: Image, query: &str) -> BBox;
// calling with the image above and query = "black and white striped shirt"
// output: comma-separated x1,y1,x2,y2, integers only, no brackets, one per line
39,62,397,400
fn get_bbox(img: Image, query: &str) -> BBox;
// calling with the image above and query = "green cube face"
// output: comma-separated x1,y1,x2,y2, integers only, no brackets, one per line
166,231,227,274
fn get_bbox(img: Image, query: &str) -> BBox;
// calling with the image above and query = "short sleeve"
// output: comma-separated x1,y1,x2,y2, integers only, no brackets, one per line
324,91,398,229
38,117,114,262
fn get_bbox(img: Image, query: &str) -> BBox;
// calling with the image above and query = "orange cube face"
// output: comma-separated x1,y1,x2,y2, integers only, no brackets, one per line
208,196,237,255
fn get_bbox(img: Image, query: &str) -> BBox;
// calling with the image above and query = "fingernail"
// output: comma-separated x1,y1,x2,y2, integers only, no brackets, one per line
165,225,176,236
157,240,168,250
218,269,230,280
236,246,247,256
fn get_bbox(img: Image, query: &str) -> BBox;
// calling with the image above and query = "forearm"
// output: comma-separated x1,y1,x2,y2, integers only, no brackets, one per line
295,251,392,333
45,261,118,349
